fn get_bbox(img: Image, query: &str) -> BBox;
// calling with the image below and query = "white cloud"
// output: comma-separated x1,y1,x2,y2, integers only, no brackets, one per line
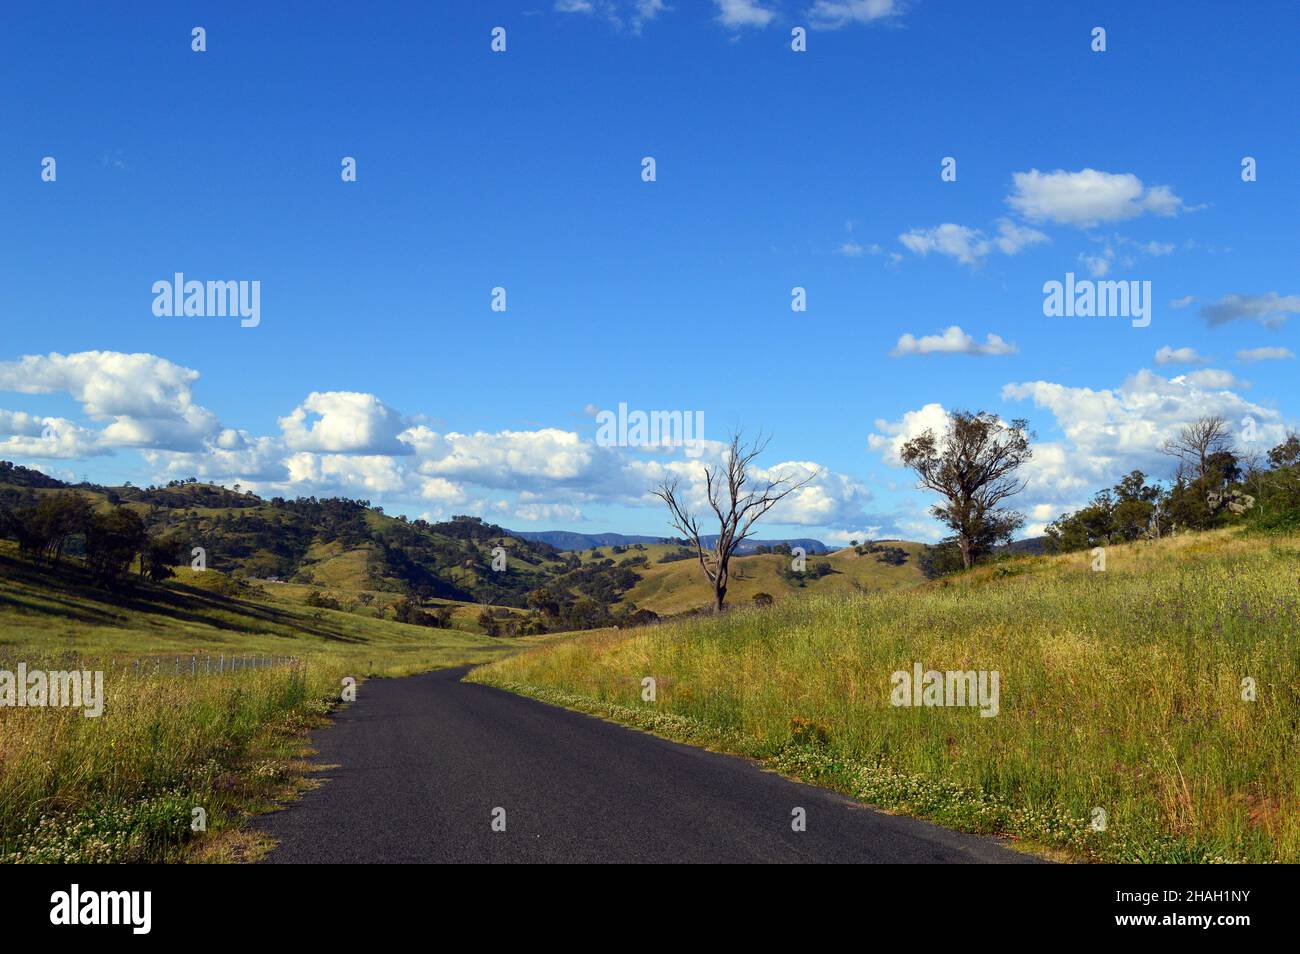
891,326,1017,357
899,220,1045,266
992,219,1048,255
1154,346,1206,366
0,351,219,451
1237,346,1295,362
555,0,665,30
0,351,1040,540
1001,369,1285,506
283,452,408,495
279,391,410,455
512,502,585,523
867,402,950,466
871,370,1289,538
807,0,904,30
765,464,873,527
1179,369,1245,390
408,426,603,486
145,430,287,483
1006,169,1185,227
418,476,468,505
1170,295,1195,309
0,411,105,459
713,0,775,27
822,527,883,546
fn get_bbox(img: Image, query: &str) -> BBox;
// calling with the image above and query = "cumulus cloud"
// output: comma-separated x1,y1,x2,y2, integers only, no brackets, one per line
283,453,409,495
867,402,950,466
0,351,219,451
766,464,874,527
0,348,878,538
1237,346,1295,362
1154,346,1206,366
647,453,875,531
1201,292,1300,328
891,326,1017,357
0,411,105,459
279,391,411,455
417,476,468,505
145,430,288,484
1006,169,1185,227
1000,369,1285,522
1170,295,1195,309
408,426,605,486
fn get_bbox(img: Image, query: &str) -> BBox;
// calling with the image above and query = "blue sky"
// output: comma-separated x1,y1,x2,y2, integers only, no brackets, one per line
2,0,1297,542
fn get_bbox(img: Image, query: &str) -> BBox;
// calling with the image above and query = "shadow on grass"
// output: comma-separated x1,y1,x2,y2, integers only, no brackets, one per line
0,552,364,644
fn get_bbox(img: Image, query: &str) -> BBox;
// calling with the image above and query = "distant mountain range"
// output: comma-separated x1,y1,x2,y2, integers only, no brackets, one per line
511,529,834,554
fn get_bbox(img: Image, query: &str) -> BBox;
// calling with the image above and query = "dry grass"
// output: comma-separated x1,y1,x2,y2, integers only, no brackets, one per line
470,528,1300,862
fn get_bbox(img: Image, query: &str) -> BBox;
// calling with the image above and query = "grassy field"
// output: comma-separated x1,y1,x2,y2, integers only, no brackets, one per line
469,527,1300,863
620,542,927,614
0,542,530,862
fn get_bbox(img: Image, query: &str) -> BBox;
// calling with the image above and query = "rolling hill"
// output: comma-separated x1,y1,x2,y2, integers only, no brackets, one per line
514,528,834,554
0,463,931,626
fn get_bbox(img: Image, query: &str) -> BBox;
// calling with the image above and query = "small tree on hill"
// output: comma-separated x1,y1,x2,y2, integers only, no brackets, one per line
900,410,1032,569
654,431,817,613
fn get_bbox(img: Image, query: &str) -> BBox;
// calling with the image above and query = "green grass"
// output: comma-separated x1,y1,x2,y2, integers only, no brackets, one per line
469,527,1300,863
0,542,535,862
619,543,927,615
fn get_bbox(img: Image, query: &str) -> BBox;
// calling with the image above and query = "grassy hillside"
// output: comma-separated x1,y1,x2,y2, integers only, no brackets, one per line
0,540,545,863
0,543,518,662
0,464,933,625
0,468,572,607
621,542,927,614
469,527,1300,863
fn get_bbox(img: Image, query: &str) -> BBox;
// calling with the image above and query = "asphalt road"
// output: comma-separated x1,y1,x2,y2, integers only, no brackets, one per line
256,666,1042,863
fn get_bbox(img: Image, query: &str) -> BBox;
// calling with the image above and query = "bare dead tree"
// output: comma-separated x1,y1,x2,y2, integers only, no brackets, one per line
1161,415,1231,482
654,431,818,613
900,410,1033,570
